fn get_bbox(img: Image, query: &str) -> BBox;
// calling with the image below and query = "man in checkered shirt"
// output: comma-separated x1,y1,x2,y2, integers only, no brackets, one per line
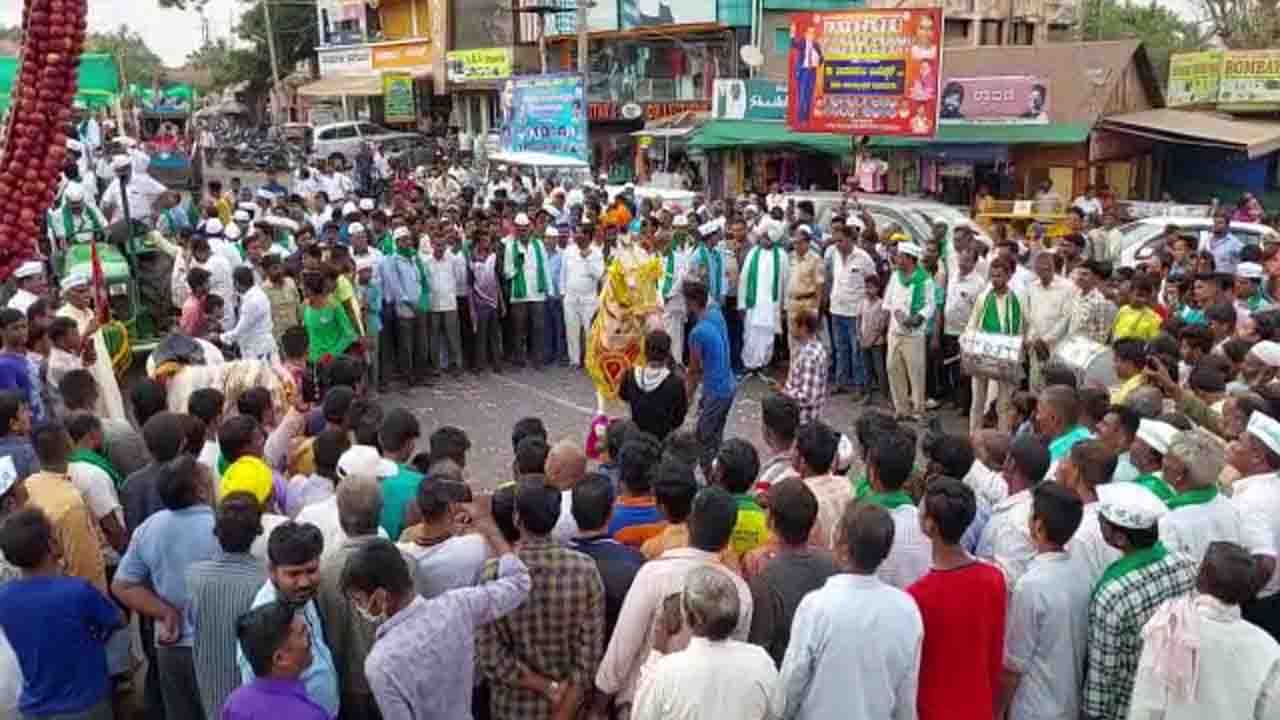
1082,483,1197,720
781,310,829,424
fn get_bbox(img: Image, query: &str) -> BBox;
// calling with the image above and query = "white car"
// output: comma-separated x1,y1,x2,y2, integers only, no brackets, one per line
312,121,423,165
1116,217,1279,268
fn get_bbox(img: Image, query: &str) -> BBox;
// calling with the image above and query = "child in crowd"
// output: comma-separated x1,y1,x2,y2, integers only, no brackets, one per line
860,277,890,402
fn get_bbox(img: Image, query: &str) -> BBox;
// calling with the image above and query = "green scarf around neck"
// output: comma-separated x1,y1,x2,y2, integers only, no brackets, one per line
1134,473,1175,503
63,204,102,240
662,250,677,296
512,239,549,300
744,244,782,309
980,288,1022,334
68,448,124,491
1165,484,1218,510
896,266,929,315
396,246,431,312
865,489,915,510
1094,541,1168,599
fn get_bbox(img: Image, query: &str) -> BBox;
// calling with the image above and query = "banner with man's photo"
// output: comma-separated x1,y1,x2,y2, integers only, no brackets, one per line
500,73,589,162
938,76,1049,125
786,8,942,136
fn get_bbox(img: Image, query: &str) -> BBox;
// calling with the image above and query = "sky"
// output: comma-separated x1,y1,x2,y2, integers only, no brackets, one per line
1,0,1207,69
0,0,242,66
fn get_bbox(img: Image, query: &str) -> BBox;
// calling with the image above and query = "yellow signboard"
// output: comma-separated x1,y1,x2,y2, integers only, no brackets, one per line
1220,49,1280,110
446,48,513,83
1167,51,1222,107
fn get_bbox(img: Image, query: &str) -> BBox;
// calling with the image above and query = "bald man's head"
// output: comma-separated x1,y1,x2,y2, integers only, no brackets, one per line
545,440,588,491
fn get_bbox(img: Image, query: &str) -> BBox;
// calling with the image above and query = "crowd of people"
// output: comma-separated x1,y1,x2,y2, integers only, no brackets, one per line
4,119,1280,720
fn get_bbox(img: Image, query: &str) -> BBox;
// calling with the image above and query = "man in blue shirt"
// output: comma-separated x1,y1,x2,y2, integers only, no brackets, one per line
683,279,738,475
1204,210,1244,274
113,454,221,720
238,521,340,718
544,224,569,365
0,507,122,719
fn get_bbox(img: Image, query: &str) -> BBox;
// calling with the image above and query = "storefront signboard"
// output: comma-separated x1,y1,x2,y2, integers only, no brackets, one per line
1219,50,1280,111
786,8,942,137
619,0,714,29
446,48,513,83
712,79,788,121
1167,51,1223,107
938,76,1048,125
319,47,373,77
383,72,417,123
372,40,432,70
502,73,589,162
588,100,711,122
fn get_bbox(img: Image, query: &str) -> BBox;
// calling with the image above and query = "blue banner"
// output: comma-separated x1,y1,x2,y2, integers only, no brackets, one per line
500,73,589,162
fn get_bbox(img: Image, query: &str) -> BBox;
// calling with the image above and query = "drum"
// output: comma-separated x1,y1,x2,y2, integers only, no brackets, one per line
1052,334,1118,389
960,331,1025,384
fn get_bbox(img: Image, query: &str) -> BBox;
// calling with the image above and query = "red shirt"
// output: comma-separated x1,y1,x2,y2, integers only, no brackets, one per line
908,561,1007,720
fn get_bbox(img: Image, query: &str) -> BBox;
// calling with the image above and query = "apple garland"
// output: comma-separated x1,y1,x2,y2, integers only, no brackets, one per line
0,0,88,280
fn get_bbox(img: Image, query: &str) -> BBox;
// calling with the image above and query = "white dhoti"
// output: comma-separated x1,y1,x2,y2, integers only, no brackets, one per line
738,246,788,372
56,305,126,422
662,305,687,364
742,305,781,370
564,293,598,368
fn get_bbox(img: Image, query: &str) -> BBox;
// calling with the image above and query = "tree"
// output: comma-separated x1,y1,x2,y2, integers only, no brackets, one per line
1079,0,1212,84
1193,0,1280,48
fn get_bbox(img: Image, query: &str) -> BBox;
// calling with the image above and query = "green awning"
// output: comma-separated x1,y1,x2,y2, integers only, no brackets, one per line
688,120,854,157
871,123,1091,147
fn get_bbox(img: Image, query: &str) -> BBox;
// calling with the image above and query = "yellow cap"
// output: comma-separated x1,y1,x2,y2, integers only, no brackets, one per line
221,457,274,505
887,232,908,244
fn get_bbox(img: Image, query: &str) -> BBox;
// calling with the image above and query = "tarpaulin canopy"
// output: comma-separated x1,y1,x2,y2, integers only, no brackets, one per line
869,123,1092,147
687,120,854,157
0,53,121,110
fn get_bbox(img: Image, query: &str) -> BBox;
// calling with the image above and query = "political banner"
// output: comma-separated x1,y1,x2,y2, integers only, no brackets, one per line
500,73,588,162
712,79,788,121
382,73,416,124
786,8,942,136
446,48,513,83
1219,50,1280,111
938,76,1049,125
1166,51,1223,107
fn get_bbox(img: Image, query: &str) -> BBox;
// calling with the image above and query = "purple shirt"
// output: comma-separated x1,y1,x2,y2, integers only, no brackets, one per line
221,678,328,720
365,553,531,720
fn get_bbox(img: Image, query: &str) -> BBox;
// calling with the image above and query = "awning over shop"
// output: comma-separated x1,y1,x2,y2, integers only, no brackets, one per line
870,123,1091,148
1096,109,1280,159
687,120,853,157
297,74,382,97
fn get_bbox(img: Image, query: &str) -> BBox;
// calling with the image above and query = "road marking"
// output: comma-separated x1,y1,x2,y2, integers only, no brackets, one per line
490,374,598,417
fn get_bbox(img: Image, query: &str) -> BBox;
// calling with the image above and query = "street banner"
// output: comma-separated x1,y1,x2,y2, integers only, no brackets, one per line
446,48,513,83
786,8,942,136
1219,50,1280,111
1167,51,1223,107
500,73,588,162
713,79,788,121
938,76,1048,125
382,73,416,124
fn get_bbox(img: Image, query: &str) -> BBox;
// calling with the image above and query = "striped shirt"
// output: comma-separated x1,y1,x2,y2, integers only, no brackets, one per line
186,552,267,720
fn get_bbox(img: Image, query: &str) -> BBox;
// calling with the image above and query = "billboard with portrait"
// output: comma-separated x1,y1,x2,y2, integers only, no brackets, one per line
501,73,589,162
938,76,1049,125
786,8,942,136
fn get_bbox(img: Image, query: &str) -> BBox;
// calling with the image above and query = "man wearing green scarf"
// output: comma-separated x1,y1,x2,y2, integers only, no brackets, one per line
964,257,1026,433
883,241,935,420
861,426,932,588
65,413,128,556
1084,482,1197,720
51,184,107,249
381,226,433,386
738,225,789,377
660,220,691,363
502,213,550,368
1130,418,1177,503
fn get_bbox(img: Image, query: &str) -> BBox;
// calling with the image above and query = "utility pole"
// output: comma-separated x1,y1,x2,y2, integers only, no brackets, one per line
263,0,283,124
577,0,590,75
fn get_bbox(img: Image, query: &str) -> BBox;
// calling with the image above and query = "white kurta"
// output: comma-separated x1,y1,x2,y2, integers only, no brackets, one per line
55,303,126,421
632,638,780,720
738,245,789,369
977,488,1037,588
880,504,932,590
1066,502,1122,587
1006,552,1092,720
1233,472,1280,598
1161,493,1276,567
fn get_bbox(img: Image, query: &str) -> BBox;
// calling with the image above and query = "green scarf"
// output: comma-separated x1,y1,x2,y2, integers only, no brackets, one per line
397,246,432,312
854,473,870,499
511,239,549,300
1094,541,1168,599
896,266,929,315
695,244,723,299
1166,484,1219,510
217,453,229,478
980,288,1022,334
865,489,915,509
662,250,677,296
62,204,102,241
380,231,395,256
744,244,782,309
68,448,124,491
1134,473,1175,503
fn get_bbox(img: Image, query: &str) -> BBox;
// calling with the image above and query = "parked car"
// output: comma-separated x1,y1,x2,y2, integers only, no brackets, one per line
782,191,993,249
313,121,425,165
1116,217,1279,268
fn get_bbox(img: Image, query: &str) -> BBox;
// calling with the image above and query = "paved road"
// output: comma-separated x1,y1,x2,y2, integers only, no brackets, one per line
374,363,969,491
